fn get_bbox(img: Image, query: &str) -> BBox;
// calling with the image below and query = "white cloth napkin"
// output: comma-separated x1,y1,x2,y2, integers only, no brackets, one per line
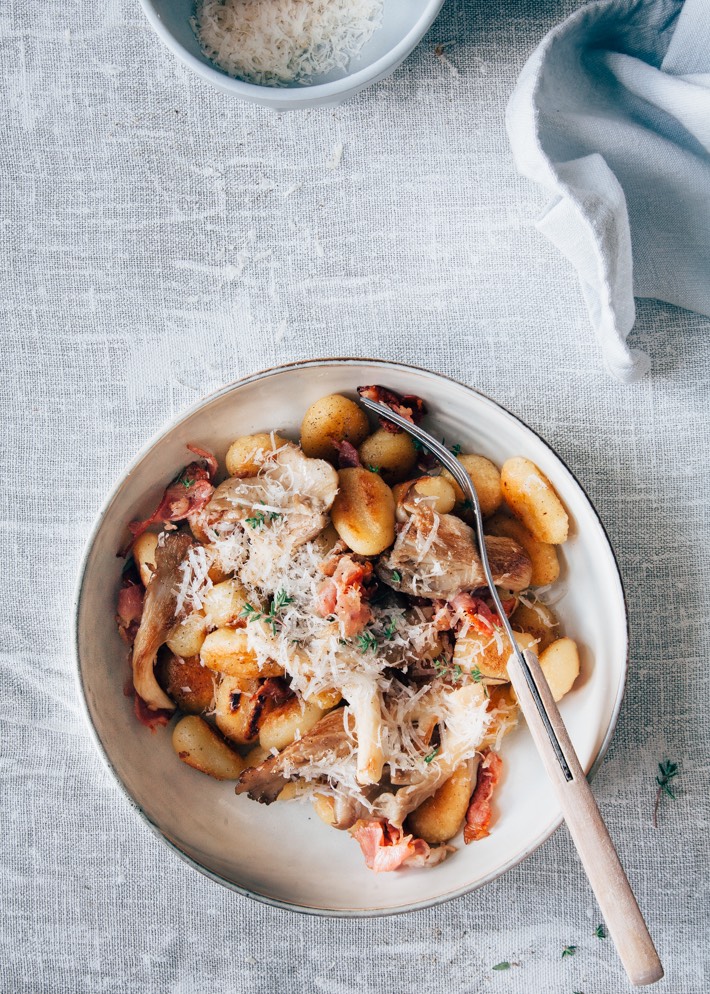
506,0,710,381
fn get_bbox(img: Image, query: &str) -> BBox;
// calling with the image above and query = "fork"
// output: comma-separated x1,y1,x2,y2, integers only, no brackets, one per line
359,396,664,988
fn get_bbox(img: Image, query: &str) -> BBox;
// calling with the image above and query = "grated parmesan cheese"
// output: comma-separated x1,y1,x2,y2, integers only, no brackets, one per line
192,0,384,87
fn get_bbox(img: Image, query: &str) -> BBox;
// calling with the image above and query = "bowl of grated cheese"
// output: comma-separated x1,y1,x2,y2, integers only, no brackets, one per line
139,0,446,108
75,358,628,915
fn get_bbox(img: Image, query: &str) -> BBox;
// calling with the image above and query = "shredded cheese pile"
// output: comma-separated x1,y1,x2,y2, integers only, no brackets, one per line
192,0,384,87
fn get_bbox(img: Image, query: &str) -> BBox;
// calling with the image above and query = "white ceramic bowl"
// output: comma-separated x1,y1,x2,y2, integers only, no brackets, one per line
75,358,628,915
139,0,446,110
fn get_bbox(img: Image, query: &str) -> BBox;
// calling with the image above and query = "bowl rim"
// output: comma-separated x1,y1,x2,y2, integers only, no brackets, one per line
74,356,629,917
138,0,447,102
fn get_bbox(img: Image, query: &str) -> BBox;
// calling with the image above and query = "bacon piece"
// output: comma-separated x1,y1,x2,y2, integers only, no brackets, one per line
120,447,217,555
351,819,451,872
464,750,503,843
133,692,171,732
256,677,295,708
186,444,218,481
449,592,502,635
357,385,427,434
332,439,362,468
316,555,375,637
116,579,144,646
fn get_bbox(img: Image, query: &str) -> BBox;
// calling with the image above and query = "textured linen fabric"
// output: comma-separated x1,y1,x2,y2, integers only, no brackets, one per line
1,1,709,992
506,0,710,383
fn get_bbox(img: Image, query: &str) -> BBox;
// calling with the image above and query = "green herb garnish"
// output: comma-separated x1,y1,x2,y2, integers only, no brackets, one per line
654,760,678,827
240,589,293,634
492,962,510,971
383,619,397,639
390,569,401,583
470,667,483,683
424,748,439,764
245,511,267,529
450,443,462,457
594,924,606,939
561,946,577,958
356,631,379,653
368,465,381,474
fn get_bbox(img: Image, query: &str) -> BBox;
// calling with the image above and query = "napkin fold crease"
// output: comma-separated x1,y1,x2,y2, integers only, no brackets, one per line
507,0,710,381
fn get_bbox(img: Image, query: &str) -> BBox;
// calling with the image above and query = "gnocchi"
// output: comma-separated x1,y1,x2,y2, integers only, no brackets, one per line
330,466,395,556
500,457,569,544
172,716,246,780
442,454,502,517
300,394,370,462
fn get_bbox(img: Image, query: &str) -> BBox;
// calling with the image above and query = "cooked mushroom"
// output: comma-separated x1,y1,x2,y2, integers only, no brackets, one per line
235,709,351,804
377,505,531,598
131,531,193,711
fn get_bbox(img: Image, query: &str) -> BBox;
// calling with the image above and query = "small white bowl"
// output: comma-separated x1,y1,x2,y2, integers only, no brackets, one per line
75,359,628,916
139,0,447,109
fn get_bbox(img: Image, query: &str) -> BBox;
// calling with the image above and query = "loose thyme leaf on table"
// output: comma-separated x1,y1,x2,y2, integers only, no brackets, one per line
492,962,510,971
594,924,607,939
561,945,577,958
653,760,679,827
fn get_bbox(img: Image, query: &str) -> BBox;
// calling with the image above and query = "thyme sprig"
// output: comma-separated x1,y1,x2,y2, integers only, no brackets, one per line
245,509,281,529
240,589,293,634
653,760,679,827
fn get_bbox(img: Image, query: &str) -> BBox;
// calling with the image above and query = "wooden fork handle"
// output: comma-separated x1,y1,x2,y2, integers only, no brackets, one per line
507,650,664,987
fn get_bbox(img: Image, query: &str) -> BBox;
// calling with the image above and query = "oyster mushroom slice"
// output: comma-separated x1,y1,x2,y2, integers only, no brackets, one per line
204,444,339,548
131,531,193,711
377,506,532,598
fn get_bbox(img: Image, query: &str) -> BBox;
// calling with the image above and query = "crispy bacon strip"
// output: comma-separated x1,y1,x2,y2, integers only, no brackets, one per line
116,578,144,646
357,385,427,434
331,438,361,468
316,554,375,637
351,819,450,872
120,446,217,555
464,751,503,843
133,693,171,732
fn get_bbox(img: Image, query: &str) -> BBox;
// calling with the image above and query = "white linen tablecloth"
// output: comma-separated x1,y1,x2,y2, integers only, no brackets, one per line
1,1,708,992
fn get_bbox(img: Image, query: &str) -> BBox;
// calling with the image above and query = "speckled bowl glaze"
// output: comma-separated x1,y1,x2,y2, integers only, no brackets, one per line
75,358,628,915
138,0,447,109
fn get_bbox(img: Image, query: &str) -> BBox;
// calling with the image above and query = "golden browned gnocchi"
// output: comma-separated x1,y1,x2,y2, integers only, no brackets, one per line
500,456,569,544
300,394,370,462
538,637,580,702
156,652,215,714
172,716,246,780
226,432,287,478
357,428,417,483
200,627,284,682
442,453,503,517
330,466,395,555
406,763,474,844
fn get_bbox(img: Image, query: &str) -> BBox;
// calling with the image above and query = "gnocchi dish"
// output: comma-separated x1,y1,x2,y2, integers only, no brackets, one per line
116,386,579,872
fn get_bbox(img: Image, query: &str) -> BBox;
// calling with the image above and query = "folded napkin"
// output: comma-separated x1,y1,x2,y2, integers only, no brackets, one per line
506,0,710,381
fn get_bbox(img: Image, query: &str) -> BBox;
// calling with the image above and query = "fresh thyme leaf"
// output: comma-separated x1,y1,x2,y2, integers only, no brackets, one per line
453,664,463,680
561,946,577,958
384,619,397,639
594,924,606,939
356,631,379,653
450,443,462,457
412,438,429,454
462,498,474,511
653,760,679,827
424,748,439,764
273,589,293,611
492,962,510,971
470,667,483,683
269,511,281,520
245,511,266,529
391,569,402,583
368,464,381,474
181,477,193,488
240,602,263,622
